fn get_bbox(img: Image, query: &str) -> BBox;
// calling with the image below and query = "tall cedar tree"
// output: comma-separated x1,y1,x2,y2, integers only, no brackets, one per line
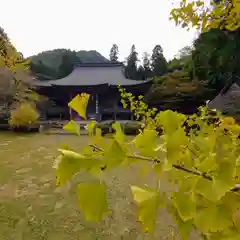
142,52,152,78
125,44,139,80
137,65,146,80
109,44,119,62
151,45,168,77
137,52,152,80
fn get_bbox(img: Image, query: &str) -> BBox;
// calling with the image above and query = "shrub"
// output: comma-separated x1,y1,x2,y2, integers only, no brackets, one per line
95,120,115,135
122,121,142,135
9,102,39,130
95,120,142,136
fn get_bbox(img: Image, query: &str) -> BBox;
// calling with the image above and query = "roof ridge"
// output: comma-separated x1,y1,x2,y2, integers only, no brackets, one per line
74,61,123,68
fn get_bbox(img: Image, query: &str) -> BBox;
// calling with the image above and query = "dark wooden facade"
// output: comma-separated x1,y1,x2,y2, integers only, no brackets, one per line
35,62,152,121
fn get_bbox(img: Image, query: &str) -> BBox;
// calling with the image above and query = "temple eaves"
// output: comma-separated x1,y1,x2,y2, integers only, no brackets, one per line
33,62,152,87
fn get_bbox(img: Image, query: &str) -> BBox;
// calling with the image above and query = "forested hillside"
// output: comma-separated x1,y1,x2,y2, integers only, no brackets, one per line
29,49,108,68
29,49,109,80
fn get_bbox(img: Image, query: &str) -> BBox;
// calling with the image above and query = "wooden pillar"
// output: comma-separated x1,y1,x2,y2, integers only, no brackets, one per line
69,94,72,120
95,93,99,121
113,99,117,121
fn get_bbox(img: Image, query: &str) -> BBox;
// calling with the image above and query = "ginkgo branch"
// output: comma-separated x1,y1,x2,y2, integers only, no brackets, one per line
89,144,240,192
89,144,211,178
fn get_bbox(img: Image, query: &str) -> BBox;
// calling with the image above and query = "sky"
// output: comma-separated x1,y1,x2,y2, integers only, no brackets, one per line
1,0,197,61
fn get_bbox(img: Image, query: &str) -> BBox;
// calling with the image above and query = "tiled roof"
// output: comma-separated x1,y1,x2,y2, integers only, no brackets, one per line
34,62,151,87
208,76,240,114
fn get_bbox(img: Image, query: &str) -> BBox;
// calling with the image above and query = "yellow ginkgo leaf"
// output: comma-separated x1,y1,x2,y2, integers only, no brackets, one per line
172,191,196,222
112,122,125,144
56,149,100,186
68,93,90,120
131,185,160,232
135,129,158,158
233,210,240,231
194,205,232,234
131,185,158,204
103,139,126,169
78,183,108,222
63,120,80,136
85,121,97,136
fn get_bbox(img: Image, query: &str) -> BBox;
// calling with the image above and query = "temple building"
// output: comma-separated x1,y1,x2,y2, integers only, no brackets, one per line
34,62,152,121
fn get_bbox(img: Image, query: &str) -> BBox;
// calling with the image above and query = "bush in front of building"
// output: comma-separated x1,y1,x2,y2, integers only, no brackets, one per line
9,102,40,132
122,121,142,135
96,120,142,136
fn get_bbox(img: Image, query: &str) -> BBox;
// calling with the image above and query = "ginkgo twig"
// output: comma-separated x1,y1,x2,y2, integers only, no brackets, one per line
89,144,211,179
89,144,240,192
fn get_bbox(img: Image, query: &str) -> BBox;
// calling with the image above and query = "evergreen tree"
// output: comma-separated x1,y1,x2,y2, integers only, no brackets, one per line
151,45,168,77
142,52,152,78
192,29,240,91
125,44,139,79
137,65,146,80
109,44,119,62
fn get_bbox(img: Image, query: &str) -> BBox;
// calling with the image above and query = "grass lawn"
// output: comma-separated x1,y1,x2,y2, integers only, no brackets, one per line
0,132,194,239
